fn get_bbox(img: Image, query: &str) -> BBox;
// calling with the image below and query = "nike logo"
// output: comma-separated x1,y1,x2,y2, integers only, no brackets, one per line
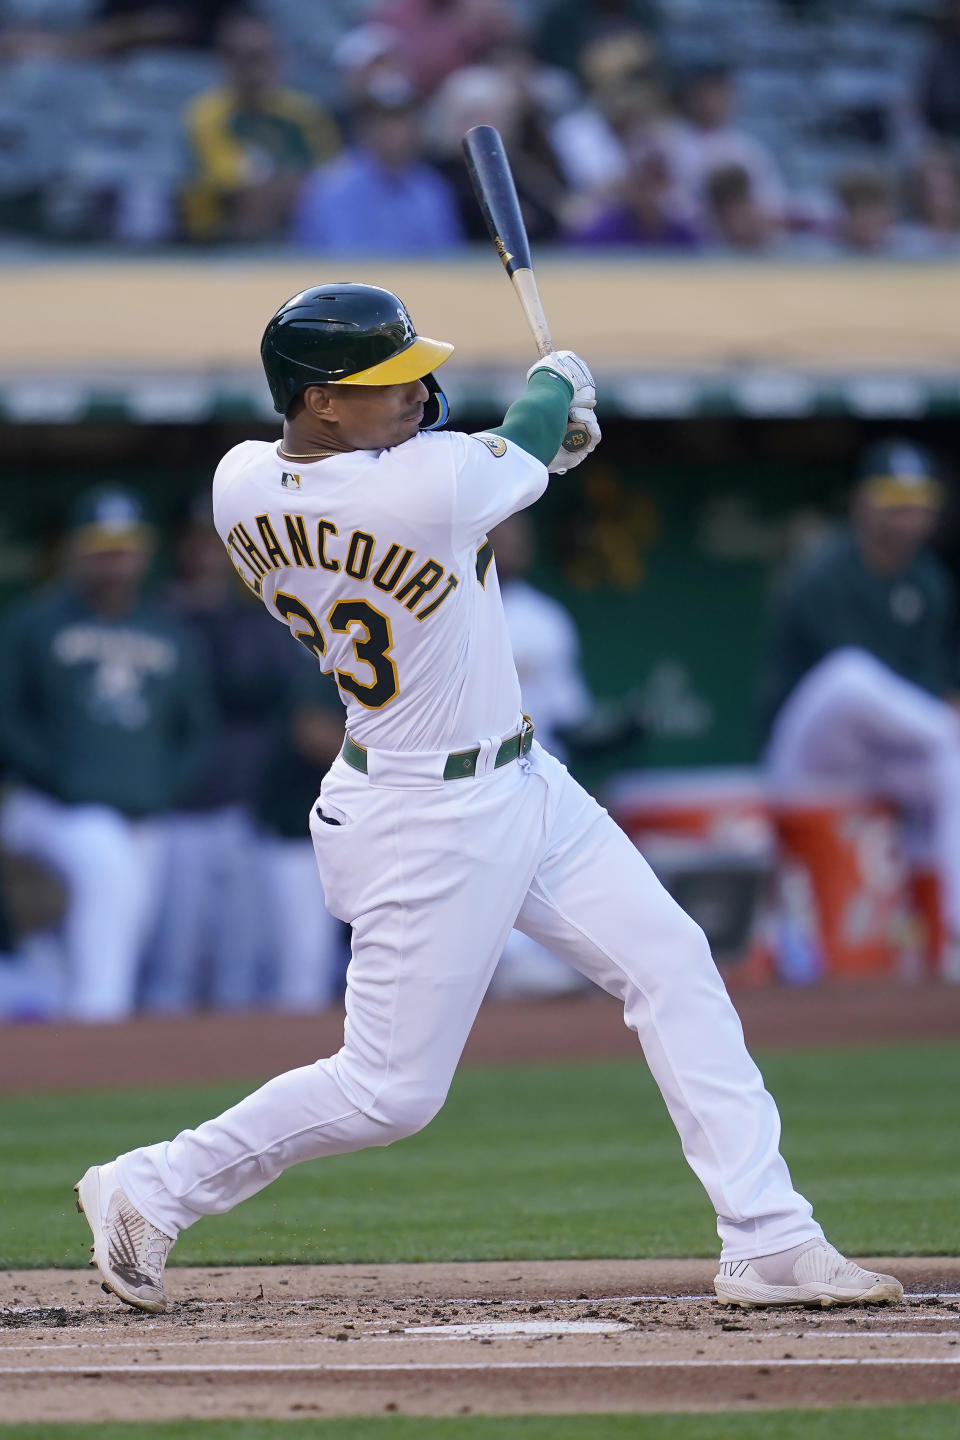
107,1216,155,1289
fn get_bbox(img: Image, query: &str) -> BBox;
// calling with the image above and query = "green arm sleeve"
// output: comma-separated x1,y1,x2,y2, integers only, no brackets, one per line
486,369,573,466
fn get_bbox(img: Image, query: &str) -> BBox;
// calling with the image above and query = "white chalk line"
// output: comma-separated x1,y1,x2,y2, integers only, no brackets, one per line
5,1357,960,1377
4,1315,954,1346
3,1326,958,1355
419,1292,960,1308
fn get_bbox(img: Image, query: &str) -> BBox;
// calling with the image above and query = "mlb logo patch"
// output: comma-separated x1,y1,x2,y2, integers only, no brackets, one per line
281,471,301,490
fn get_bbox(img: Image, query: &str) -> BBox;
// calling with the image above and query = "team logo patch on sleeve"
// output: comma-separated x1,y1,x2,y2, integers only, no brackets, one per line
473,434,507,458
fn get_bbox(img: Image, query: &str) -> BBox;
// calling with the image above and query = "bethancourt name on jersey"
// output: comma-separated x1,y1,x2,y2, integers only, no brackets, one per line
225,509,460,623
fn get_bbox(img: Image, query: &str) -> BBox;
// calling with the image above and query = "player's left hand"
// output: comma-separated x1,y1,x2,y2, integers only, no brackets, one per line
527,351,596,409
548,406,601,474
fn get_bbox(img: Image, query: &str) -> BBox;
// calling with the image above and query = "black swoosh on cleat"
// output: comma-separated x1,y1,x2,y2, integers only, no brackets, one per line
107,1216,156,1290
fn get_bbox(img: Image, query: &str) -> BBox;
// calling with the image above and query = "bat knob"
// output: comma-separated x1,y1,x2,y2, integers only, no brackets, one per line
562,422,591,454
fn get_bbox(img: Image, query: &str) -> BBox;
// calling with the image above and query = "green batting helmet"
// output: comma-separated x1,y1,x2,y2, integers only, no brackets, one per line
260,282,453,427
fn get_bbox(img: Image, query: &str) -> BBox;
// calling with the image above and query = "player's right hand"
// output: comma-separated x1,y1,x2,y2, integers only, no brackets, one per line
527,351,596,409
548,406,601,474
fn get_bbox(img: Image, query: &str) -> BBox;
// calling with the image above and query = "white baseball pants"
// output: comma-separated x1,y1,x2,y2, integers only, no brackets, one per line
0,788,163,1022
115,742,821,1261
766,647,960,933
260,836,347,1010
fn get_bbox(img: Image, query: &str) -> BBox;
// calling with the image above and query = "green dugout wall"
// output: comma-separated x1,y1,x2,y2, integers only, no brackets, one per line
2,413,956,784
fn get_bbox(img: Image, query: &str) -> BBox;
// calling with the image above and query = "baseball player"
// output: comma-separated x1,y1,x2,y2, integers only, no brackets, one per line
762,439,960,965
0,488,213,1022
75,283,902,1312
142,501,287,1013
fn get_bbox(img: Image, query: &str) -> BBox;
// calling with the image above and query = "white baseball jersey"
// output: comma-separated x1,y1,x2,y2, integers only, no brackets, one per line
212,431,546,751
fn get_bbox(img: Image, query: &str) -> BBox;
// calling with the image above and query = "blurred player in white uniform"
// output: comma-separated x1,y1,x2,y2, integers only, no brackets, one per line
76,283,902,1315
494,511,592,756
0,490,212,1021
489,510,591,997
762,439,960,972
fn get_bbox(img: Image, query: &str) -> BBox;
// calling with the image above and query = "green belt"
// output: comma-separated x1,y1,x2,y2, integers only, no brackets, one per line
341,719,534,781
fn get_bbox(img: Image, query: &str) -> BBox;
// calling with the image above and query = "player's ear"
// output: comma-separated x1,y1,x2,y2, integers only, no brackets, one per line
302,384,338,422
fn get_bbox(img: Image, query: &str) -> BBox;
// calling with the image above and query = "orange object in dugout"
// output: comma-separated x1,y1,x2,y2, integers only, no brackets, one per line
771,792,915,980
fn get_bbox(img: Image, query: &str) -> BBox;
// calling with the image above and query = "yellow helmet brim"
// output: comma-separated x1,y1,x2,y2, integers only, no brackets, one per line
334,335,454,386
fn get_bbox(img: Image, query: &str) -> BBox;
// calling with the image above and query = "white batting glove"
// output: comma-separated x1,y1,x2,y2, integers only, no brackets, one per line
527,350,596,409
548,406,601,474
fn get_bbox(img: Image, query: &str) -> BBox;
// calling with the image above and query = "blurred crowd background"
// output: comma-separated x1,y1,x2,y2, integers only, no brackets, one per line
0,0,958,1024
0,0,958,256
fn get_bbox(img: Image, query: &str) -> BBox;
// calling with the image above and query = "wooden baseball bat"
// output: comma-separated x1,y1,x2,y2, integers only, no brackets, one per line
461,124,591,457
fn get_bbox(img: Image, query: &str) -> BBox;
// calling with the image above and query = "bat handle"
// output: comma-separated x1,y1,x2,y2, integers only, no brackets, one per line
512,269,592,457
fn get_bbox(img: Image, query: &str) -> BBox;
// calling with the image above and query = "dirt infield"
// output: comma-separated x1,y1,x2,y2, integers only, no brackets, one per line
3,1260,960,1422
2,980,959,1095
3,983,959,1421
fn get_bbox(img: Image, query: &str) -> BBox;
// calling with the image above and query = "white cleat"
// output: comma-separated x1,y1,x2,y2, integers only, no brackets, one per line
715,1238,904,1309
75,1164,174,1314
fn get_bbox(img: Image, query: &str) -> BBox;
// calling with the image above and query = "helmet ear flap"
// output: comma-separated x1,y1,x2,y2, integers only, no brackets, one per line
420,373,449,431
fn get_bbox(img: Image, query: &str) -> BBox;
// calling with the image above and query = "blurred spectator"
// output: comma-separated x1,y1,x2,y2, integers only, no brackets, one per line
918,0,960,144
0,17,69,59
550,29,664,199
831,168,906,256
0,0,246,60
659,63,787,231
254,660,348,1012
533,0,656,76
181,10,339,243
566,140,700,249
373,0,521,96
761,439,960,967
83,0,241,55
331,22,415,139
140,500,293,1013
705,163,777,254
486,43,581,235
0,488,213,1022
427,61,571,243
902,147,960,257
291,93,464,254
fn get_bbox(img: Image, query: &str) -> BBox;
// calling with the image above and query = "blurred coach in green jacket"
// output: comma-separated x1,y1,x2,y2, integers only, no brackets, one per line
761,439,960,968
0,488,213,1022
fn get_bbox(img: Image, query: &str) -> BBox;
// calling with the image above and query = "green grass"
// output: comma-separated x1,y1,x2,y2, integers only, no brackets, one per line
3,1410,960,1439
2,1045,958,1270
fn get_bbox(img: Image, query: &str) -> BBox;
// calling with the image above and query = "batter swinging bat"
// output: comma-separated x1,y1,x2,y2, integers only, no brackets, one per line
461,124,591,456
